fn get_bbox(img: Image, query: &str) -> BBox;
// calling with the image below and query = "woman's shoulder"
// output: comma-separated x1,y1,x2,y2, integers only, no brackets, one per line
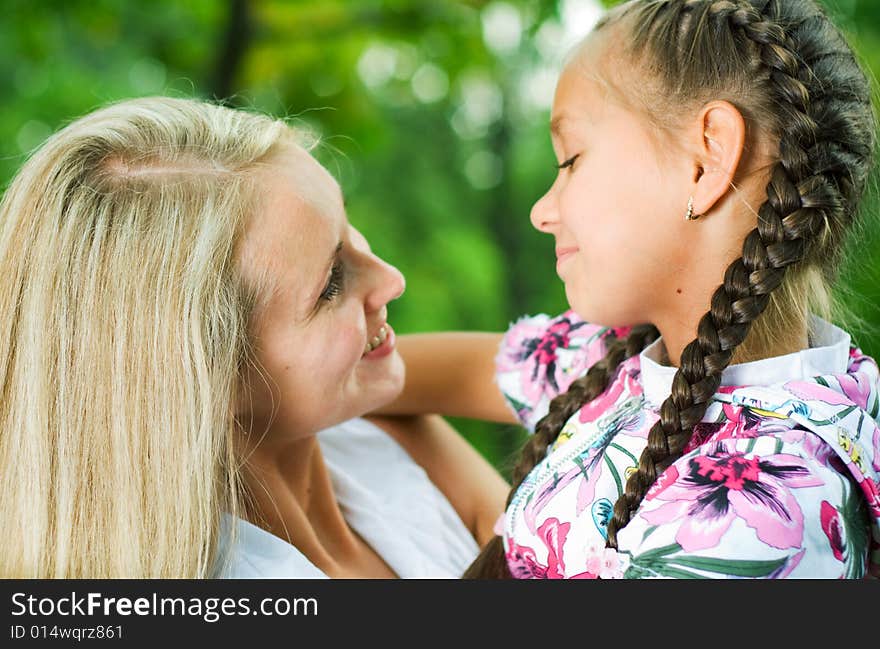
214,418,479,579
212,514,329,579
318,418,480,577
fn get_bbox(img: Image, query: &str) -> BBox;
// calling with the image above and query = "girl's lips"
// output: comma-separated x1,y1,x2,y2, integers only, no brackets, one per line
555,246,579,260
555,247,578,271
362,323,396,360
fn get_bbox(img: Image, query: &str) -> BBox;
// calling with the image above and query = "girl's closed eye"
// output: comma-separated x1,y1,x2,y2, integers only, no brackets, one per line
319,261,345,303
556,154,580,171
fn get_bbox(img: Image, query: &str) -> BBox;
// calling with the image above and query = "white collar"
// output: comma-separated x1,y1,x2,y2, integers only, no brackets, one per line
639,314,852,409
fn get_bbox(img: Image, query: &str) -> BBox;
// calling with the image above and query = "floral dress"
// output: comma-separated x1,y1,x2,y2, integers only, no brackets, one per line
496,311,880,579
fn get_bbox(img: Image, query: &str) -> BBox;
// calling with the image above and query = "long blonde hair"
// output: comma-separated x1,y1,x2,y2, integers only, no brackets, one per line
0,96,291,577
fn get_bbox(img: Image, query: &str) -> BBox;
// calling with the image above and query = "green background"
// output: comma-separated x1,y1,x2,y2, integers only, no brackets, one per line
3,0,879,477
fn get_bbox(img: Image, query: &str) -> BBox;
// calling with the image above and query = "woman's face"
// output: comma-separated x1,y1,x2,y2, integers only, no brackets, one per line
237,143,406,439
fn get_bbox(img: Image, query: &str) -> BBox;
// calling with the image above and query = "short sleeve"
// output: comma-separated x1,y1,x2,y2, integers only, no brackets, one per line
494,310,630,432
615,433,872,579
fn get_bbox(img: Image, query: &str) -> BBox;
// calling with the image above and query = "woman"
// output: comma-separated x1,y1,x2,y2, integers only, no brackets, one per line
0,96,507,578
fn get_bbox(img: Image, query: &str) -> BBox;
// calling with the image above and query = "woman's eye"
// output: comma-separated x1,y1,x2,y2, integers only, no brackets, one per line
319,262,344,303
556,154,580,171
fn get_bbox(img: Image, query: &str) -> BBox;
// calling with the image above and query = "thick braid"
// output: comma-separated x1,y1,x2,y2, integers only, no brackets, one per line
604,0,872,549
462,323,659,578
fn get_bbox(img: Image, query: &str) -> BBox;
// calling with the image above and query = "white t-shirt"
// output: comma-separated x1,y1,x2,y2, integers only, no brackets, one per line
213,417,480,578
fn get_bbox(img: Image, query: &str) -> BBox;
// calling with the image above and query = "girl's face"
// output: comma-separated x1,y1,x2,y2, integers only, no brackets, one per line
530,36,693,328
238,144,406,439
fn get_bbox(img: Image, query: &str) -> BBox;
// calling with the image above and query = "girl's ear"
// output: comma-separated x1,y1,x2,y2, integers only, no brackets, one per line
690,100,746,216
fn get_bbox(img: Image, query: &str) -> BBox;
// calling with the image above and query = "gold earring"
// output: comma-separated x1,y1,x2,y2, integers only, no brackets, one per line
685,196,699,221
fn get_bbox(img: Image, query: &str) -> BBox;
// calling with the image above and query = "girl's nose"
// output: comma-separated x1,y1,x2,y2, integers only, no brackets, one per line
530,187,560,233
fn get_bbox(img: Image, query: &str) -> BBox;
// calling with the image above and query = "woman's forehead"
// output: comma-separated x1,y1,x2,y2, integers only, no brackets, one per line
267,144,342,212
238,146,346,313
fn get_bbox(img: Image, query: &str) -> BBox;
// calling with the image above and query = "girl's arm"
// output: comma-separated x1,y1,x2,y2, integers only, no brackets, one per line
380,332,517,424
365,413,509,547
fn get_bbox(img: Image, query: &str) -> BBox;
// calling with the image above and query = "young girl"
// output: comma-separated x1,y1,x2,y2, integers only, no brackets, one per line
387,0,880,578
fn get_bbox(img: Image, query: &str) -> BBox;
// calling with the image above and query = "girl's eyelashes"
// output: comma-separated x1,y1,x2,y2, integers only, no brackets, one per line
556,154,580,171
319,261,345,303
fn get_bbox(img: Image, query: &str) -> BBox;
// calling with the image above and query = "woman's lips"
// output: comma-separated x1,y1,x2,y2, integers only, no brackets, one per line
362,323,396,359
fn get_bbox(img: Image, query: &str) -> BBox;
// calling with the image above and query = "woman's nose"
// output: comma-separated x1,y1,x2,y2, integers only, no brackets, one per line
530,186,560,233
364,255,405,313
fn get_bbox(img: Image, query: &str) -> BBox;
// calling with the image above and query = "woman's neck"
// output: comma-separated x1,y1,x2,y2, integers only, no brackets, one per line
240,433,366,576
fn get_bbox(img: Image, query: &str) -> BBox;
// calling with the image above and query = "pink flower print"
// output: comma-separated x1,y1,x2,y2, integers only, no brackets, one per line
575,455,604,516
499,314,589,404
505,517,570,579
606,325,632,340
862,477,880,519
835,373,872,410
639,442,824,552
505,538,542,579
524,464,583,533
683,422,725,454
538,517,569,578
645,463,680,501
847,347,877,375
682,409,783,455
597,548,624,579
791,428,838,467
783,380,855,407
583,540,624,579
721,401,743,423
820,500,846,562
873,422,880,473
569,571,599,579
578,363,641,424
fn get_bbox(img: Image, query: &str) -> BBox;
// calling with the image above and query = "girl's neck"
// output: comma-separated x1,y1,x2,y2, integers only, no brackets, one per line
655,320,810,368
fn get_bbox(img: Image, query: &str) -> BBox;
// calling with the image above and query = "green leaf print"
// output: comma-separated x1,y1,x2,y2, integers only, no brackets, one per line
815,376,831,388
506,395,530,415
627,552,788,579
623,564,659,579
667,555,788,577
649,565,708,579
808,405,858,427
608,442,638,466
839,475,870,580
603,454,623,498
641,525,659,543
631,542,682,561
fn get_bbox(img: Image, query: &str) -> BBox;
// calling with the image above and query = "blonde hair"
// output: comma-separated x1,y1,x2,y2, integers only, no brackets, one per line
0,96,292,577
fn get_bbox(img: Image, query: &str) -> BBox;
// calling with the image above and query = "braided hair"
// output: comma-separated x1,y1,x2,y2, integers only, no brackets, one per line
463,0,876,579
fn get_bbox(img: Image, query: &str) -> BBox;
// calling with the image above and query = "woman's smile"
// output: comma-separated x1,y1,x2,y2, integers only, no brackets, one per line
363,322,396,359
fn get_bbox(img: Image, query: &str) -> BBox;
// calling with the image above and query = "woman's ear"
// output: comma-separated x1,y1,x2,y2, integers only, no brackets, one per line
690,100,746,216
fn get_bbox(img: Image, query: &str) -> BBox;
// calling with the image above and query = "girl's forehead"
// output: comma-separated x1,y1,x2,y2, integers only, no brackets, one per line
551,65,609,133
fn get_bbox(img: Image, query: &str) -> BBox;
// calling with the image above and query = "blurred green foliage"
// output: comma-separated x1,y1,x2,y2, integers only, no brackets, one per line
2,0,879,477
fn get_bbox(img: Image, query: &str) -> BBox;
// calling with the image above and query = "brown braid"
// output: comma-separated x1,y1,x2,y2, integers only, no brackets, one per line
464,0,875,578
